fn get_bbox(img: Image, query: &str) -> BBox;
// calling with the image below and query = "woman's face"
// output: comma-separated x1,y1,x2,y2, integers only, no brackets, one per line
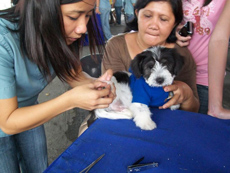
136,1,176,46
61,0,96,45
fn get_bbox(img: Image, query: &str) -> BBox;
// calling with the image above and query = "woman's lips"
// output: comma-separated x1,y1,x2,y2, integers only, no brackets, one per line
68,37,78,42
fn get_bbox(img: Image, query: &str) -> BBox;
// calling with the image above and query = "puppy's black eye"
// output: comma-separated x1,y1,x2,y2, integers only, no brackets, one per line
161,59,168,65
147,64,154,69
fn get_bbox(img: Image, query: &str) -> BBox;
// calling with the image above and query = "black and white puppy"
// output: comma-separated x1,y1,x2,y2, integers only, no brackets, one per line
95,46,184,130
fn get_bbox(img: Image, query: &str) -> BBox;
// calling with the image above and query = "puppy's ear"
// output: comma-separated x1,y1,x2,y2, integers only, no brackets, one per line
130,51,152,78
172,50,184,76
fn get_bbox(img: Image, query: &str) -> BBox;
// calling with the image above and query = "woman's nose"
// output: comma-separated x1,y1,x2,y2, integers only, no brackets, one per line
75,18,87,34
150,18,159,29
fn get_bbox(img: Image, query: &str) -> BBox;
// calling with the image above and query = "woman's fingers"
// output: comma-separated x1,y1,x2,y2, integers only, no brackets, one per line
160,81,190,109
176,25,192,47
68,81,115,110
98,69,113,81
160,93,180,109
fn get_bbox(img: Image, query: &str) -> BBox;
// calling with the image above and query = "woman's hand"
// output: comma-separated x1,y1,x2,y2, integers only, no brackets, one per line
95,7,101,14
67,80,115,110
97,69,116,97
176,24,192,47
159,81,199,112
98,69,113,81
66,69,115,110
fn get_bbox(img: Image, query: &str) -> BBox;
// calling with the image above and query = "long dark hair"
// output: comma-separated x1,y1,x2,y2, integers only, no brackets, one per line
0,0,104,82
124,0,183,43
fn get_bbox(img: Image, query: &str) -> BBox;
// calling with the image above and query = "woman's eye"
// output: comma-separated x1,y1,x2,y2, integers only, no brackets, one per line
86,14,92,18
160,18,168,22
86,12,93,18
144,14,151,18
68,16,78,21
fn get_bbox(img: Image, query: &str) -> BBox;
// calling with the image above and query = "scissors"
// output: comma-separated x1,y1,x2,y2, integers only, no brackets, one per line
79,154,105,173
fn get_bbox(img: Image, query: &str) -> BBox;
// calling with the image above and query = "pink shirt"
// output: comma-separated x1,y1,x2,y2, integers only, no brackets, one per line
182,0,226,86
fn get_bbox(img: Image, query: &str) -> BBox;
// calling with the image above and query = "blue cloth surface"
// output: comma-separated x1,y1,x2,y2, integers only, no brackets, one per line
44,109,230,172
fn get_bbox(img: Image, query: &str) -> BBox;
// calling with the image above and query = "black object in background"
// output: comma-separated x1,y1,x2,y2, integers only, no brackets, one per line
12,0,19,5
179,21,194,37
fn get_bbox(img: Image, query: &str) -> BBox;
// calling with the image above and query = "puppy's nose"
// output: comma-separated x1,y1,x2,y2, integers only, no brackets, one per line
156,77,164,84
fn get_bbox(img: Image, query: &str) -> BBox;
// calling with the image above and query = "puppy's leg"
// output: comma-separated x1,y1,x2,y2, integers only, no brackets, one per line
95,108,133,119
170,104,180,110
129,103,156,130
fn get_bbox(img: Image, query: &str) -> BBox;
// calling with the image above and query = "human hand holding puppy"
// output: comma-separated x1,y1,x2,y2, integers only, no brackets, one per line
160,81,196,111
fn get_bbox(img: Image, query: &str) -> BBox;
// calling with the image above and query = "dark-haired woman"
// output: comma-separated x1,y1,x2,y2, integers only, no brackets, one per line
102,0,199,112
0,0,115,172
176,0,226,114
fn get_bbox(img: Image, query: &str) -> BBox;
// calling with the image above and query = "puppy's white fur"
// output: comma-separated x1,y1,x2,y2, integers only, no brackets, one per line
130,103,157,130
95,75,133,119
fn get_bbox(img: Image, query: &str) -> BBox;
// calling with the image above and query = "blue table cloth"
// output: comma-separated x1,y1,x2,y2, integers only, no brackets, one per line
44,109,230,172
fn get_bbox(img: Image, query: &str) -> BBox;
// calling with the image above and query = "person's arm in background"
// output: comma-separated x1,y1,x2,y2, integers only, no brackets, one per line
112,0,116,8
131,0,136,6
208,0,230,119
95,0,100,14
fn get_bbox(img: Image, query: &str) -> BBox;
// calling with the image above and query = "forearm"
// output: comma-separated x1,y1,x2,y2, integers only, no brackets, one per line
208,40,230,118
208,0,230,115
208,40,227,109
68,71,95,88
96,0,100,7
1,92,73,135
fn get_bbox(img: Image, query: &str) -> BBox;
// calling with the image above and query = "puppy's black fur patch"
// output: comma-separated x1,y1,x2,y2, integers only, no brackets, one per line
113,71,129,84
130,51,154,79
159,48,184,76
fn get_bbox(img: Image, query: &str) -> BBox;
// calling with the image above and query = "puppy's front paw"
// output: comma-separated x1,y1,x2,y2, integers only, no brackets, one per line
134,116,157,130
170,104,180,110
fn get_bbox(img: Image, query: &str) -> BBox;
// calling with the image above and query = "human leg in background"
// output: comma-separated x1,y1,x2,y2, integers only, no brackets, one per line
109,10,115,24
99,7,113,40
197,84,209,114
115,6,122,25
125,13,134,24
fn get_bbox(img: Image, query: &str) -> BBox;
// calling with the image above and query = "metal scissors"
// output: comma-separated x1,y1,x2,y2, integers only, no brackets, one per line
79,154,105,173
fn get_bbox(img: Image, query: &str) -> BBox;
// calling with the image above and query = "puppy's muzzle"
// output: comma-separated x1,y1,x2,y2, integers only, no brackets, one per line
156,77,165,85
